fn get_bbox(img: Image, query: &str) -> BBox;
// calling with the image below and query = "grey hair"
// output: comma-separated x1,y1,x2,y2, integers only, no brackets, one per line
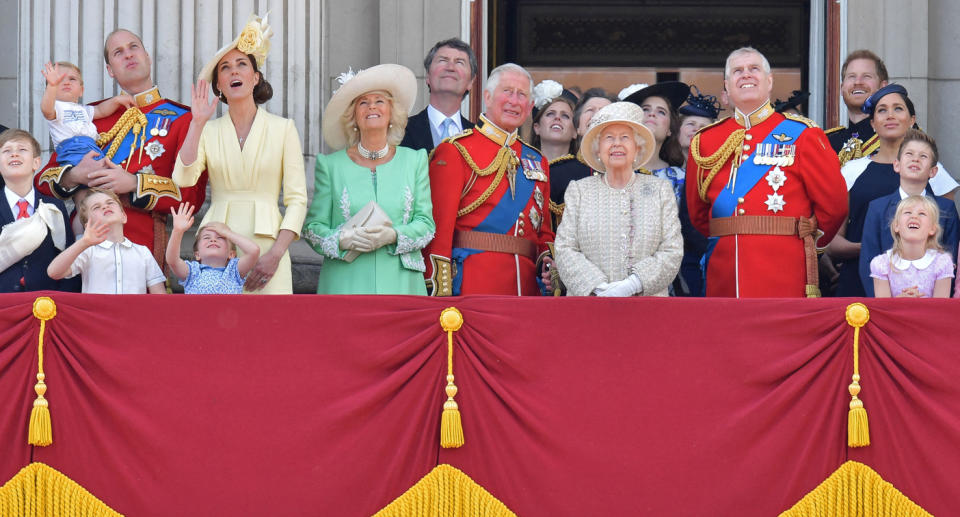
484,63,534,97
724,47,771,79
590,123,648,171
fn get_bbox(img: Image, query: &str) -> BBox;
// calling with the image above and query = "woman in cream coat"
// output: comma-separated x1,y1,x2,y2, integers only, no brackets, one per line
555,102,682,296
173,15,307,294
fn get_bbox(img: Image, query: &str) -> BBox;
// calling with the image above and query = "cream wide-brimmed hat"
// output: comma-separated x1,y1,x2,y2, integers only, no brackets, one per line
321,64,417,150
579,102,656,173
198,13,273,83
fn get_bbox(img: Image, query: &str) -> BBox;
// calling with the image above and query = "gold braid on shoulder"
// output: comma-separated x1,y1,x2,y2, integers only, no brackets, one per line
690,128,745,201
96,107,149,162
453,141,519,217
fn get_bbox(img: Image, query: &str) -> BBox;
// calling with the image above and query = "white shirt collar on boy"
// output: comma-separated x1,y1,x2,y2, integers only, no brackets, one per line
4,186,34,218
898,187,934,200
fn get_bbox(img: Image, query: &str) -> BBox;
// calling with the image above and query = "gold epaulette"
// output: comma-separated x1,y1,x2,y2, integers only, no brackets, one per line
135,173,181,210
430,129,474,162
825,125,844,135
635,167,653,175
783,112,818,128
861,133,880,156
517,137,540,154
549,154,576,166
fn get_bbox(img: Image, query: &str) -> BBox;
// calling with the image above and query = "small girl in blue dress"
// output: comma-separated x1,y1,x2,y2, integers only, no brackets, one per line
165,202,260,294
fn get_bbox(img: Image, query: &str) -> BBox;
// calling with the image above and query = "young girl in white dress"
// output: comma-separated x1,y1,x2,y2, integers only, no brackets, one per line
870,195,954,297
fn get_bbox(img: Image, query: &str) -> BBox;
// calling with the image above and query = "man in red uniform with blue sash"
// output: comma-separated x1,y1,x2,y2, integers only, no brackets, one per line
685,47,847,297
36,29,206,265
424,63,553,296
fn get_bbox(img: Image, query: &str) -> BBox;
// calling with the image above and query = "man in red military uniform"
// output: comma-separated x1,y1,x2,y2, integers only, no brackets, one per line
424,63,554,296
36,29,206,265
685,47,848,298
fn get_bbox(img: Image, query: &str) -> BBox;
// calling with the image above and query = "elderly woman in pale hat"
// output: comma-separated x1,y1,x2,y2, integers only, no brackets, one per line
554,102,682,296
174,14,308,294
302,64,435,294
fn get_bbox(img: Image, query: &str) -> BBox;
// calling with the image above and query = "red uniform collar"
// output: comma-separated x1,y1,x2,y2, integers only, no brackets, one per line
476,114,519,147
733,101,775,129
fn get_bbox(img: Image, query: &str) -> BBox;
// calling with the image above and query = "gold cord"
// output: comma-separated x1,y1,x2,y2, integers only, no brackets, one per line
690,129,745,201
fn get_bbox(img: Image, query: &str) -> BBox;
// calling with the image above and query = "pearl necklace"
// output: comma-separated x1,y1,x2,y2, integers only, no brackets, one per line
357,141,389,160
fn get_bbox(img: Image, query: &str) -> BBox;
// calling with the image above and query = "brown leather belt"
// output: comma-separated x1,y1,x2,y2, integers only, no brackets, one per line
709,215,821,297
454,230,537,260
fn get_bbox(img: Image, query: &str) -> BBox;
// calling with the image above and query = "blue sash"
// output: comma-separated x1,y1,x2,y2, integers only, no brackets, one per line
106,102,189,163
702,118,807,292
711,118,807,218
452,143,542,294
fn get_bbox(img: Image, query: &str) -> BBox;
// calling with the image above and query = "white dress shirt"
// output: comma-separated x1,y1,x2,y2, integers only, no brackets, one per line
427,104,464,146
4,186,34,218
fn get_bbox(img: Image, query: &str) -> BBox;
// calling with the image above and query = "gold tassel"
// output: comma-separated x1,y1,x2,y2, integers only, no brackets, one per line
439,307,464,448
845,303,870,447
28,297,57,446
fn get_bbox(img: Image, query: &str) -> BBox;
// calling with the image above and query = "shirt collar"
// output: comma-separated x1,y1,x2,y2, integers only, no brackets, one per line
4,186,33,211
889,249,937,270
132,86,161,107
427,104,462,132
733,101,774,129
476,114,518,146
96,237,134,249
898,186,936,199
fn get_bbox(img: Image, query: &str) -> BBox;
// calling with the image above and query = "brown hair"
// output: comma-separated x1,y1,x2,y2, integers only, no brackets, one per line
78,187,123,226
211,53,274,105
898,128,939,165
102,29,145,65
0,128,41,157
55,61,83,83
841,49,889,84
531,97,578,155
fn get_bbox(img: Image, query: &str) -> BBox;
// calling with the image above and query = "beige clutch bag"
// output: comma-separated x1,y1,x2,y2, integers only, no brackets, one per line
343,200,392,262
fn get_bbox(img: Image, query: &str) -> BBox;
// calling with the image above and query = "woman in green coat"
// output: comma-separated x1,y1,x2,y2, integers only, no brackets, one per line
303,64,435,294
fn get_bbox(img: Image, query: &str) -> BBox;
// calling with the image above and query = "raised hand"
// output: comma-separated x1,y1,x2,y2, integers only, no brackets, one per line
80,218,111,247
191,80,219,125
41,62,64,86
115,93,136,109
170,202,196,233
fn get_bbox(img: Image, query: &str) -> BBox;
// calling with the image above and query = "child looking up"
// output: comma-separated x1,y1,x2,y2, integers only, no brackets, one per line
165,202,260,294
870,195,954,298
859,129,960,295
40,61,134,167
0,128,77,292
47,188,166,293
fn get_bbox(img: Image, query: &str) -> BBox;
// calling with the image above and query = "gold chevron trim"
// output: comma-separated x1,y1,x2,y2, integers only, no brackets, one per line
373,464,516,517
0,462,123,516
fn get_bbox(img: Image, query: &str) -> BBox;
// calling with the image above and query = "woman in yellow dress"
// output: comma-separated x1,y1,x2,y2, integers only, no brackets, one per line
173,14,307,294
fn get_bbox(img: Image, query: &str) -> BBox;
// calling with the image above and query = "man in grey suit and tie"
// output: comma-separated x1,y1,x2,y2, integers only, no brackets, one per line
400,38,477,152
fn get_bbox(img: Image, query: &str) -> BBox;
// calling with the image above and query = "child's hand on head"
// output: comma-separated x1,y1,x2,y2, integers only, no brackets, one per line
81,218,110,246
170,202,196,233
203,221,231,239
116,94,135,109
41,62,64,86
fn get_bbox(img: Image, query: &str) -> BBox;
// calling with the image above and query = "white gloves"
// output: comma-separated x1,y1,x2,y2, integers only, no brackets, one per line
340,228,375,252
594,274,643,297
339,225,397,253
361,225,397,249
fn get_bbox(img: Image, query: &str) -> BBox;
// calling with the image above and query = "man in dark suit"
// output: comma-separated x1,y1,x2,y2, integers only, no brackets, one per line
400,38,476,152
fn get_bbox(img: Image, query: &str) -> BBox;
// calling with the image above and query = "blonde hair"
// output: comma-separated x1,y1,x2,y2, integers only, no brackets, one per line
889,195,943,271
78,187,123,226
55,61,83,84
339,90,408,148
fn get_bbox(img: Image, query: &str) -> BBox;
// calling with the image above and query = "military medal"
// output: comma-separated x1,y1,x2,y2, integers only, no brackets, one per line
159,118,171,137
145,141,166,160
528,206,542,231
150,118,161,136
765,193,786,213
533,186,544,210
766,166,787,191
